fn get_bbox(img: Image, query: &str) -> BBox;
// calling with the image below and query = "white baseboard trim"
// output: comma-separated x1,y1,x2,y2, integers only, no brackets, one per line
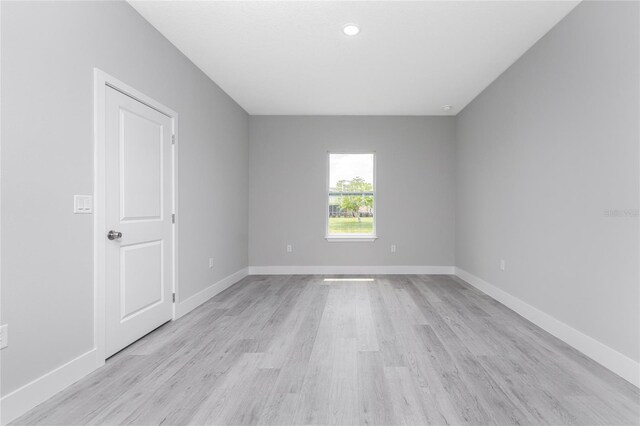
174,267,249,319
0,268,250,425
7,266,632,426
455,267,640,388
1,349,99,425
248,265,455,275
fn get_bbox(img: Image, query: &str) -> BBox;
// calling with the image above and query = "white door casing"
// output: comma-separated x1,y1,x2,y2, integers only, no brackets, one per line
94,70,178,360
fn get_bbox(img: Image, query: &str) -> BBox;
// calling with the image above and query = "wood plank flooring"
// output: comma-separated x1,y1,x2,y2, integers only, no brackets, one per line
12,274,640,425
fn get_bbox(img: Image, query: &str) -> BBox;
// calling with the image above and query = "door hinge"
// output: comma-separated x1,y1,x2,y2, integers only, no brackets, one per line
172,213,175,224
172,293,176,303
172,134,175,144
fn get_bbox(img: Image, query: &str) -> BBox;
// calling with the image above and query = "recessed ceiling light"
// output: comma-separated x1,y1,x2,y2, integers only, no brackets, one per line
442,105,453,111
343,24,360,36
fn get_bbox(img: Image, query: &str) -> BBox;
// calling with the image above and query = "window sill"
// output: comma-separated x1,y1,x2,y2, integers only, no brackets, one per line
325,235,378,243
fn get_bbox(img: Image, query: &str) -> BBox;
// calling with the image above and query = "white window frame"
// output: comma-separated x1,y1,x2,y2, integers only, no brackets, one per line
325,151,378,242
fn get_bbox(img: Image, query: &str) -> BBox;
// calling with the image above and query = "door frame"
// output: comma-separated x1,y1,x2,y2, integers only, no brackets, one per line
93,68,179,363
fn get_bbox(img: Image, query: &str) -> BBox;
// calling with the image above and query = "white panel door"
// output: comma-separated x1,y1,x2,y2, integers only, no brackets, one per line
105,86,174,357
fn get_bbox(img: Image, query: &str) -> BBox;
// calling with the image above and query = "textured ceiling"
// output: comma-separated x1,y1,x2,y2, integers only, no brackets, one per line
129,1,580,115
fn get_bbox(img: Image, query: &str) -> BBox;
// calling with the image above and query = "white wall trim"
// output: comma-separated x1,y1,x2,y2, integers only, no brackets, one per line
0,349,99,425
0,266,249,425
248,265,455,275
455,267,640,388
4,266,635,425
174,267,249,319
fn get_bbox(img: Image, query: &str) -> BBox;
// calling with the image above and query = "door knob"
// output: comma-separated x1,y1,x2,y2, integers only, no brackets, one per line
107,230,122,240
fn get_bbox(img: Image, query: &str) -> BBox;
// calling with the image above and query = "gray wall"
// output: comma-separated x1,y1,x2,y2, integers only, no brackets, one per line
1,1,249,396
249,116,455,267
3,0,637,403
456,1,639,362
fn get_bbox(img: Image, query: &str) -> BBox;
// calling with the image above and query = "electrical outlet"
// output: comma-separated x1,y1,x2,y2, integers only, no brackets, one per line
286,244,293,253
209,258,214,268
0,324,8,349
500,259,506,271
390,244,397,253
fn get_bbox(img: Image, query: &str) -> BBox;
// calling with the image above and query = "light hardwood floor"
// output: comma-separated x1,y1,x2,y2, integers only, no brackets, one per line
13,275,640,425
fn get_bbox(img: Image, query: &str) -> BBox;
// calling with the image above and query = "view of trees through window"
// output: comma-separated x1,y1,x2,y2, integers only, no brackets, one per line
328,153,375,235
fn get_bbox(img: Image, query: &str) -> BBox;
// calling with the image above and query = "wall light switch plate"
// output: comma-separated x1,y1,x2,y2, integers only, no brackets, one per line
286,244,293,253
391,244,397,253
74,195,93,214
500,259,506,271
0,324,8,349
209,258,214,268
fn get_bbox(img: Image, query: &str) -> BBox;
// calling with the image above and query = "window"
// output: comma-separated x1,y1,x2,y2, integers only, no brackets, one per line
327,152,376,241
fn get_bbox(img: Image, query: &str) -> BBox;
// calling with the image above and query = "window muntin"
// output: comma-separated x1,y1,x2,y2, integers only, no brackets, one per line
327,153,375,238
